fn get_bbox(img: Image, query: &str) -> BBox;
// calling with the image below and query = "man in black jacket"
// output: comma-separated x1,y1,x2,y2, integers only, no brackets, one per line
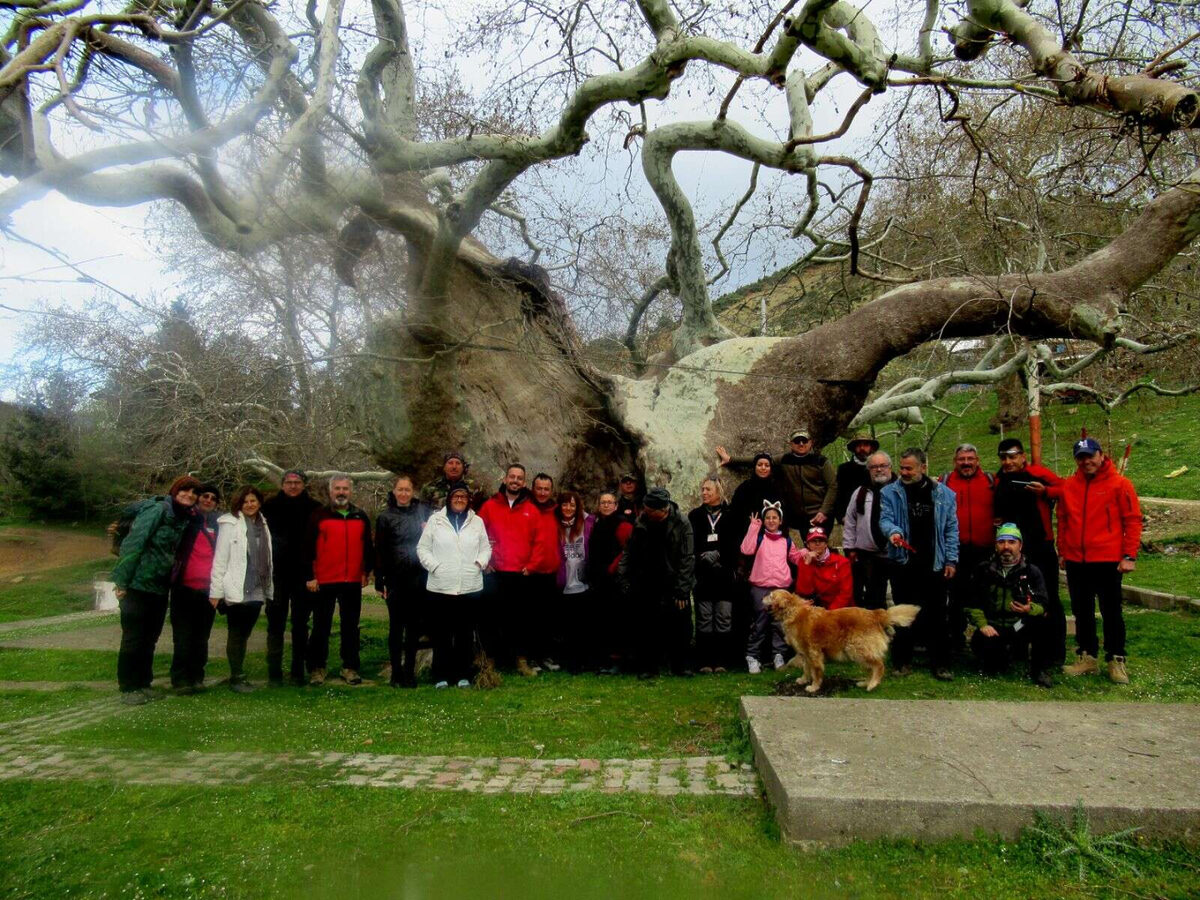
261,469,320,686
618,487,695,679
375,475,431,687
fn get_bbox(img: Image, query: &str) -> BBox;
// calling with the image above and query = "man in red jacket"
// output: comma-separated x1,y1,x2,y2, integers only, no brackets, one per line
941,444,995,646
793,526,852,609
529,473,561,670
304,474,373,686
1052,438,1142,684
478,464,541,676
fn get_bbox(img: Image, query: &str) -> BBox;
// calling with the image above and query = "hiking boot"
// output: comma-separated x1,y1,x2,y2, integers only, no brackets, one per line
1033,670,1054,689
895,665,912,677
713,666,727,674
516,657,537,678
173,684,197,696
746,656,762,675
1107,656,1129,684
933,668,954,682
309,668,327,686
341,668,363,685
141,686,167,701
378,662,393,681
1062,652,1099,677
120,690,150,706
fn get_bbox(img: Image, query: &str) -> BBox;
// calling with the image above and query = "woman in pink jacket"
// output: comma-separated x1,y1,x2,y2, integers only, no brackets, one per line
740,501,802,673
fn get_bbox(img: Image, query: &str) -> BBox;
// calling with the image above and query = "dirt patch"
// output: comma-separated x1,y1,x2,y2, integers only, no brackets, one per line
1141,497,1200,542
0,528,110,579
772,675,859,697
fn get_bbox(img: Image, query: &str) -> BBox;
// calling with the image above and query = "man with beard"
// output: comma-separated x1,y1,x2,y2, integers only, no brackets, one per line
940,444,995,647
880,448,959,681
992,438,1066,664
528,472,562,670
618,487,695,679
478,464,541,676
833,433,879,524
421,451,479,511
842,451,897,609
304,474,374,686
964,524,1054,688
262,470,320,685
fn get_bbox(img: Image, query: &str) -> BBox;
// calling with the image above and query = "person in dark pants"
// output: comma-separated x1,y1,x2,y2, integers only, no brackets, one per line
261,470,320,686
940,444,995,650
304,474,374,686
586,491,634,674
993,438,1066,665
1052,438,1143,684
210,486,273,692
618,487,695,679
528,473,561,670
832,433,879,525
880,448,959,681
375,474,431,687
417,482,491,687
168,485,220,693
842,451,896,610
111,476,201,704
687,477,740,672
964,524,1054,687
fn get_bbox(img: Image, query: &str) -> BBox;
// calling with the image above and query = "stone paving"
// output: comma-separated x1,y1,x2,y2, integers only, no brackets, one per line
0,697,758,797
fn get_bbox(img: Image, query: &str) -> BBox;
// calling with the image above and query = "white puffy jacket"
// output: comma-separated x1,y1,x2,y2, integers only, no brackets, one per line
209,512,275,604
417,508,491,595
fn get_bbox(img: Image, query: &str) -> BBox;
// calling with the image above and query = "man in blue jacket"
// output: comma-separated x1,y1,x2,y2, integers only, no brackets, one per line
880,447,959,681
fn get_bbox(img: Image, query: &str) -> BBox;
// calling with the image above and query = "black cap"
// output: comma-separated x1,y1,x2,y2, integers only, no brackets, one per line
446,481,471,500
444,451,466,464
619,472,638,483
643,487,671,510
199,483,220,499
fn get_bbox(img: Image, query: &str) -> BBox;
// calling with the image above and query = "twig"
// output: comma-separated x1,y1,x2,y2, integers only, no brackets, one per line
569,810,652,829
1117,747,1160,758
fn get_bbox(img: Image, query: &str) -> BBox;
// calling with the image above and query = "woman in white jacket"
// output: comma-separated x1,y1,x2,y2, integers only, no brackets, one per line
209,485,274,693
417,482,491,688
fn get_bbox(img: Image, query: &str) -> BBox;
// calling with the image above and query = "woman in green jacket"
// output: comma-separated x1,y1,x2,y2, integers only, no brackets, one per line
111,475,202,704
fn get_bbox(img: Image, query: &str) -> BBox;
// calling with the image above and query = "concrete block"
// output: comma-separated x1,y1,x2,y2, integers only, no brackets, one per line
742,696,1200,846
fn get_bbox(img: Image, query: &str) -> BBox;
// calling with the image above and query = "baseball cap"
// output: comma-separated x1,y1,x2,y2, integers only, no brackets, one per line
790,428,812,442
805,526,829,542
1073,437,1102,457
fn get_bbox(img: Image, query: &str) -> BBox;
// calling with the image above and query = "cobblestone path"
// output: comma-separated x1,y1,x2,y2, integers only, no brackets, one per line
0,698,758,797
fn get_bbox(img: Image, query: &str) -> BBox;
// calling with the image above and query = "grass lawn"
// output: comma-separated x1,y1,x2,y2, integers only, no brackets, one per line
0,558,112,623
1127,547,1200,598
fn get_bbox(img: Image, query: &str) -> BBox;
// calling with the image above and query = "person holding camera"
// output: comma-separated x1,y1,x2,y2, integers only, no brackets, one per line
963,523,1054,688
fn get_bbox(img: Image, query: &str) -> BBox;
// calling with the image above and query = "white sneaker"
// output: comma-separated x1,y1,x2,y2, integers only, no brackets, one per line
435,680,449,689
746,656,762,675
456,679,470,688
541,659,561,672
773,654,787,671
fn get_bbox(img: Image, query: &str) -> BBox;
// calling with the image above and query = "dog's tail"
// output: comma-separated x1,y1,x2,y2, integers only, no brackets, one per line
885,604,921,629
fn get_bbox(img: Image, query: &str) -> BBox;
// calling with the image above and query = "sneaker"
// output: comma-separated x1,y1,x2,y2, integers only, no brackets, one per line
309,668,326,686
341,668,363,685
141,686,167,700
746,656,762,675
541,659,561,672
1063,652,1099,677
772,654,787,671
516,657,537,678
713,666,727,674
435,680,449,689
456,679,471,688
120,690,150,706
230,681,256,694
1033,670,1054,689
933,668,954,682
698,666,714,674
1107,656,1129,684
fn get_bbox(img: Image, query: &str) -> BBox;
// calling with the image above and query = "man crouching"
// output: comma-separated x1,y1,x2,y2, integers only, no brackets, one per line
964,524,1054,689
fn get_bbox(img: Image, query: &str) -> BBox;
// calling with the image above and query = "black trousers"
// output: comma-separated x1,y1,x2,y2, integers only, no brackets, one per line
950,545,991,645
850,552,890,610
1065,561,1126,660
693,573,734,668
1026,542,1066,665
430,590,478,684
169,585,215,687
487,571,534,664
224,602,262,681
889,563,950,670
117,588,169,692
383,573,425,685
631,591,692,675
267,570,308,682
970,618,1051,678
307,582,362,672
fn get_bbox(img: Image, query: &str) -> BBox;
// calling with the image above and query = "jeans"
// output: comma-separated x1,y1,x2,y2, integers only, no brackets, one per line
169,585,215,687
118,589,169,692
693,571,733,667
889,563,950,670
1065,561,1126,660
224,602,262,681
969,617,1051,678
307,582,362,672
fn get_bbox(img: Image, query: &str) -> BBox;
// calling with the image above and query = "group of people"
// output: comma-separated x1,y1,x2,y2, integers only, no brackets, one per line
109,427,1143,703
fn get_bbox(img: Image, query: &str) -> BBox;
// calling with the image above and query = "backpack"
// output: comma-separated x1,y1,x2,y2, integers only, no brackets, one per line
111,497,165,556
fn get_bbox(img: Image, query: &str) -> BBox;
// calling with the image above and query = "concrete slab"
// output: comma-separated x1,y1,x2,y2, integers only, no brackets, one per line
742,696,1200,845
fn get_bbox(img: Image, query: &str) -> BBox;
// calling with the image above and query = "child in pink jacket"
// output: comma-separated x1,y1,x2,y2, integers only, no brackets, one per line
740,502,803,673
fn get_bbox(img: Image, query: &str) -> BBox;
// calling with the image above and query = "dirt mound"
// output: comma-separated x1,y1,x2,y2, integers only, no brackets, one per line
0,528,109,579
772,675,859,697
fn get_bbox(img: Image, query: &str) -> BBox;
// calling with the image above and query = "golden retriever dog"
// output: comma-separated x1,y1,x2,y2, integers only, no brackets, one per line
763,590,920,693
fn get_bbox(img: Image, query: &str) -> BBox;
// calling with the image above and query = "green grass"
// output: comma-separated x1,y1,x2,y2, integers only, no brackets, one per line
887,390,1200,501
1127,548,1200,598
0,688,97,723
0,558,112,623
2,781,1196,900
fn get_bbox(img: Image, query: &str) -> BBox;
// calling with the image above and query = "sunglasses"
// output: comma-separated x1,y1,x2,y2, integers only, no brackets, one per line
200,493,218,500
999,450,1022,457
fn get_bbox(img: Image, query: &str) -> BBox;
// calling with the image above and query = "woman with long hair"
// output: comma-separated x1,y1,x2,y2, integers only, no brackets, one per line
209,485,274,692
555,490,595,672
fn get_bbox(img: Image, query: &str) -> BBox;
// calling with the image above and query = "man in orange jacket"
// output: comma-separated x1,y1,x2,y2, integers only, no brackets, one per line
1051,438,1142,684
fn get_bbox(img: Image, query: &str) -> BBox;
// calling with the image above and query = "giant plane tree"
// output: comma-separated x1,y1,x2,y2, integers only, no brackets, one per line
2,0,1199,497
